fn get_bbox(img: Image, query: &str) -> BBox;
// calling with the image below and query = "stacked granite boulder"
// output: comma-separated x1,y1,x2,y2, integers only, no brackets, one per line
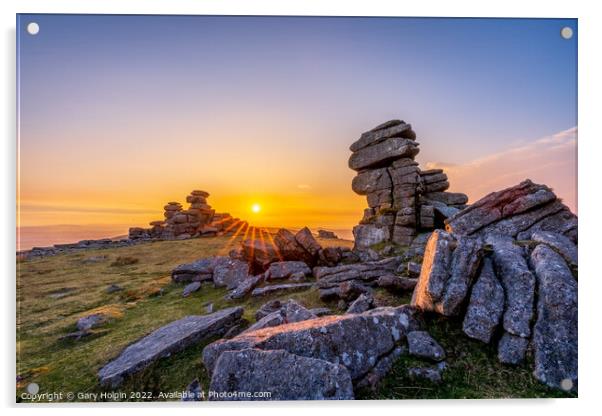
349,120,467,250
411,180,578,392
129,190,246,240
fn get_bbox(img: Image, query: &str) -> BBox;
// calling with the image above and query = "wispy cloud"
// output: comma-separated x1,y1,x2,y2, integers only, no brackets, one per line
18,204,158,215
425,127,577,212
297,184,312,190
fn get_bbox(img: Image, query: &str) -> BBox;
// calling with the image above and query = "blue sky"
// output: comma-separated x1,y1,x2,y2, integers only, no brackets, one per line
17,14,577,228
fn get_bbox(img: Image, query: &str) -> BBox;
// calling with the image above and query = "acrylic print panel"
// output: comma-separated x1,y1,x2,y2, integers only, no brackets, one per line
16,14,577,402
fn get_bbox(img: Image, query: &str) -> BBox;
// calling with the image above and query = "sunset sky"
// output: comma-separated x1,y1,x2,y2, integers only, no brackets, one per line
17,15,577,237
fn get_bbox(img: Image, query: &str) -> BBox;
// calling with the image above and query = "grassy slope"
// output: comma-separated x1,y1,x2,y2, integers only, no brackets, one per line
16,235,573,401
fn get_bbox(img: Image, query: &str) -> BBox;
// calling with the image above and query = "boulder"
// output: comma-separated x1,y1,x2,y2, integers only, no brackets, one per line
212,258,249,289
445,180,557,236
411,230,455,311
407,330,446,361
295,227,322,258
318,247,343,267
353,224,390,250
251,282,314,297
530,244,577,391
244,311,285,333
346,293,374,314
435,236,483,316
241,238,280,272
255,300,283,321
209,348,354,400
351,168,392,195
462,258,504,343
407,262,421,278
98,307,244,387
516,208,578,243
226,275,264,300
348,137,419,171
284,300,317,323
377,275,417,292
171,257,217,283
202,305,420,382
315,257,402,288
485,234,535,338
273,228,313,265
356,346,405,389
497,332,529,365
350,121,414,152
266,261,311,280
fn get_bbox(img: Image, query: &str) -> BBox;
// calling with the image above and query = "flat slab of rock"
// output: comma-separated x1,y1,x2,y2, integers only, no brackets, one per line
462,258,504,343
203,306,420,381
530,244,578,391
251,283,314,297
350,121,414,152
445,180,557,236
209,348,354,400
348,137,419,171
226,274,264,300
98,307,243,387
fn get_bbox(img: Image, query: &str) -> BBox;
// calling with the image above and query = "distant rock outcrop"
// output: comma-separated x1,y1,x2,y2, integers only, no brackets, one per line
349,120,467,250
129,189,247,241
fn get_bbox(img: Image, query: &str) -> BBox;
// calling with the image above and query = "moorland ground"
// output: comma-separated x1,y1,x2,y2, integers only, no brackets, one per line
16,232,574,401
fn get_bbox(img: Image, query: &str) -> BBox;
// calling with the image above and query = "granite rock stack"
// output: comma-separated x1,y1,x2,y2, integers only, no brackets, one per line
349,120,467,249
129,190,247,241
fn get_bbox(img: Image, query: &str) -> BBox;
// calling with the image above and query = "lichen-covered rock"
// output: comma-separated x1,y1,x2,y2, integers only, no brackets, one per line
255,300,283,321
530,244,578,391
99,307,244,387
295,227,322,258
203,306,420,382
212,258,249,289
209,348,354,400
462,258,504,343
377,275,417,292
171,257,217,283
349,137,419,171
266,261,311,280
530,230,578,268
346,293,374,314
352,167,392,195
225,274,264,300
352,224,390,250
251,282,314,297
350,120,414,152
407,330,446,362
445,180,557,236
273,228,313,265
411,230,456,310
497,332,529,365
284,300,317,323
485,233,535,338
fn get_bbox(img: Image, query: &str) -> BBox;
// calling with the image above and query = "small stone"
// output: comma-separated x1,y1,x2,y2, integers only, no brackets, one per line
407,330,446,361
182,281,201,297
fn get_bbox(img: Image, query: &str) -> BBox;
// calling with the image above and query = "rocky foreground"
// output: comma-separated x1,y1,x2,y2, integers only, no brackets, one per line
92,120,577,400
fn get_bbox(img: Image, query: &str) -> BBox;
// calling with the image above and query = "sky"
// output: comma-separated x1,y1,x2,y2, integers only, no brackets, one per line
17,14,577,236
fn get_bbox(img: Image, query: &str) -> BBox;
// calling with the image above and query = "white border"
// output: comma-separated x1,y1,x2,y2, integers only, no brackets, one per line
2,1,600,415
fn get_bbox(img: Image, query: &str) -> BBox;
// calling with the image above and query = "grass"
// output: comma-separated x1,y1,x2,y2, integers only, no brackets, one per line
16,232,571,401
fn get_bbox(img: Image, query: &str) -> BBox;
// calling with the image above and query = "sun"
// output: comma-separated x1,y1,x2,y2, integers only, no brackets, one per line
251,203,261,213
